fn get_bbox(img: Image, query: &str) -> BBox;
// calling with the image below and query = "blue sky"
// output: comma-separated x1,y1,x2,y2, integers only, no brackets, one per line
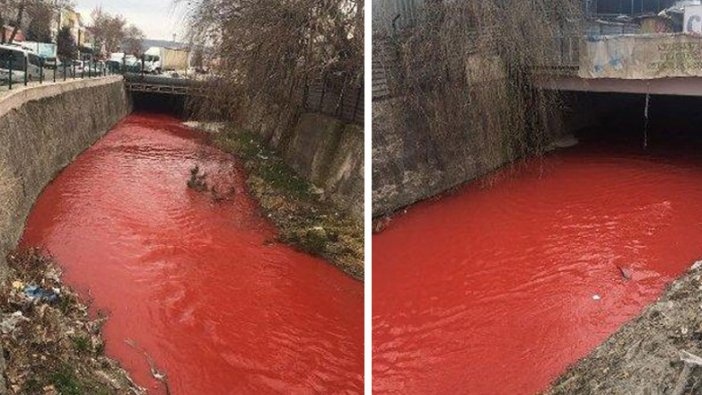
74,0,187,41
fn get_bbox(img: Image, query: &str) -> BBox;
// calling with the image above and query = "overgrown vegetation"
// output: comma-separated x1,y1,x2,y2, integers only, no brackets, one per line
212,126,363,280
179,1,364,278
180,0,363,130
378,1,582,173
90,8,145,57
0,249,144,394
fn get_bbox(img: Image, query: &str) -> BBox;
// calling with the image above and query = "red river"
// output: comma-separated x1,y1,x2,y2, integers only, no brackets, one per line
20,113,364,394
373,144,702,394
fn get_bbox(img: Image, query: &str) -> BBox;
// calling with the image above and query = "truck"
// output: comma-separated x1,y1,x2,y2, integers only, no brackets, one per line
143,47,190,74
110,52,140,66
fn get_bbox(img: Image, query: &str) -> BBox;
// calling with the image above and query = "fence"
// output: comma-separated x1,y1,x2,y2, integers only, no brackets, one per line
304,76,363,125
0,50,178,92
0,56,124,92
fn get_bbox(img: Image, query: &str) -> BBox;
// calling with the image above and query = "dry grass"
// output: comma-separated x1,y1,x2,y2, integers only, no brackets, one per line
212,126,364,280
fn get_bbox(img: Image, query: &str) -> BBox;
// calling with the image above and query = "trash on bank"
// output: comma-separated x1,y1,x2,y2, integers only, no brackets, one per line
24,285,59,304
0,311,29,335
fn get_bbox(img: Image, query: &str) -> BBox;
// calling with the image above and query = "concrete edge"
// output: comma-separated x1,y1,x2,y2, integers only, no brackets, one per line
0,75,124,119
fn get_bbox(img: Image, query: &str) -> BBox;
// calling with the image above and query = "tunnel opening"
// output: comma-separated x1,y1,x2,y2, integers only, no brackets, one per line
130,91,190,118
563,92,702,153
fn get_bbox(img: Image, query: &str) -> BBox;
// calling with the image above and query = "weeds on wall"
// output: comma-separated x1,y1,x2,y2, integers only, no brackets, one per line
382,0,582,173
180,0,363,139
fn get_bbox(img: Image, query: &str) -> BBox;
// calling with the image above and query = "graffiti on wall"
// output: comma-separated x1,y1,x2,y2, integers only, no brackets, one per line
579,33,702,79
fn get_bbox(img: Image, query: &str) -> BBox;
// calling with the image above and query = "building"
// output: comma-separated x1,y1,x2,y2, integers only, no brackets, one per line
52,8,91,49
373,0,424,33
586,0,679,17
2,25,25,42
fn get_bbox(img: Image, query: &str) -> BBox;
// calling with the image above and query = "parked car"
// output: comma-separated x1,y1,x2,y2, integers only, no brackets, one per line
0,44,42,83
43,57,62,70
105,60,122,73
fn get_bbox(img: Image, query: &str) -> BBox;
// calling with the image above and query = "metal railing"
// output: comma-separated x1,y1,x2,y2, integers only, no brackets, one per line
0,52,179,92
0,55,118,92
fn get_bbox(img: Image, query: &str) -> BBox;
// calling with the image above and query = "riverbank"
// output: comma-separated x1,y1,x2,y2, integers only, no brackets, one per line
205,124,364,280
0,249,143,394
549,260,702,394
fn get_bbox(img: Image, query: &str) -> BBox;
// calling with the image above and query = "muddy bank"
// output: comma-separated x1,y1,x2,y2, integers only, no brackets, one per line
1,249,142,395
549,260,702,394
207,124,364,280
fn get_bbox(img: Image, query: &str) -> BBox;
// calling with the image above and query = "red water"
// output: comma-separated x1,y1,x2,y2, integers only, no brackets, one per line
20,113,364,394
373,145,702,394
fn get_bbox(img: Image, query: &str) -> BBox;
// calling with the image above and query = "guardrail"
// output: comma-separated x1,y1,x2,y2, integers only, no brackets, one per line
0,54,197,92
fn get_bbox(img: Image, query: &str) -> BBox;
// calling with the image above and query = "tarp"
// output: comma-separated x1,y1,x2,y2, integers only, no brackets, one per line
579,33,702,79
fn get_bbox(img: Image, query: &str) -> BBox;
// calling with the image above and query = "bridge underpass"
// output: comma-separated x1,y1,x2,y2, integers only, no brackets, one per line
537,75,702,97
532,32,702,149
124,73,205,116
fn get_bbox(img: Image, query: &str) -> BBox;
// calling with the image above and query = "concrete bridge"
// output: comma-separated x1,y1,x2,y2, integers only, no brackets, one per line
536,33,702,97
123,73,207,96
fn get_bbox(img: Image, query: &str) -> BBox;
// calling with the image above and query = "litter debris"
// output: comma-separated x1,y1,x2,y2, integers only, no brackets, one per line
0,311,29,334
24,285,59,304
593,294,602,301
187,165,209,192
616,265,633,281
680,350,702,366
0,249,145,394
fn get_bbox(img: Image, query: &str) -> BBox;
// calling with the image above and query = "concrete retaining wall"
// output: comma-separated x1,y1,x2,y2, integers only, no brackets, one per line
243,105,364,221
372,95,573,217
0,76,130,280
372,97,515,217
281,114,364,219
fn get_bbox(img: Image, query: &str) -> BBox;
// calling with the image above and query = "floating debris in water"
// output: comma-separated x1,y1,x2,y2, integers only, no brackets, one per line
617,265,633,281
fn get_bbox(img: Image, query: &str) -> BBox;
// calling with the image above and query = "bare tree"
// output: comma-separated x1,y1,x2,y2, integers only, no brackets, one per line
181,0,363,126
123,24,144,55
25,1,51,41
0,0,74,44
377,0,583,174
89,7,126,55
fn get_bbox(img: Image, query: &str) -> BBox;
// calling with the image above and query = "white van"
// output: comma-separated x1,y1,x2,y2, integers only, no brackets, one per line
0,44,42,83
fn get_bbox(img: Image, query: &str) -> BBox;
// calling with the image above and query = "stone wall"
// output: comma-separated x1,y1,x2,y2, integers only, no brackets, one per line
0,76,130,281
